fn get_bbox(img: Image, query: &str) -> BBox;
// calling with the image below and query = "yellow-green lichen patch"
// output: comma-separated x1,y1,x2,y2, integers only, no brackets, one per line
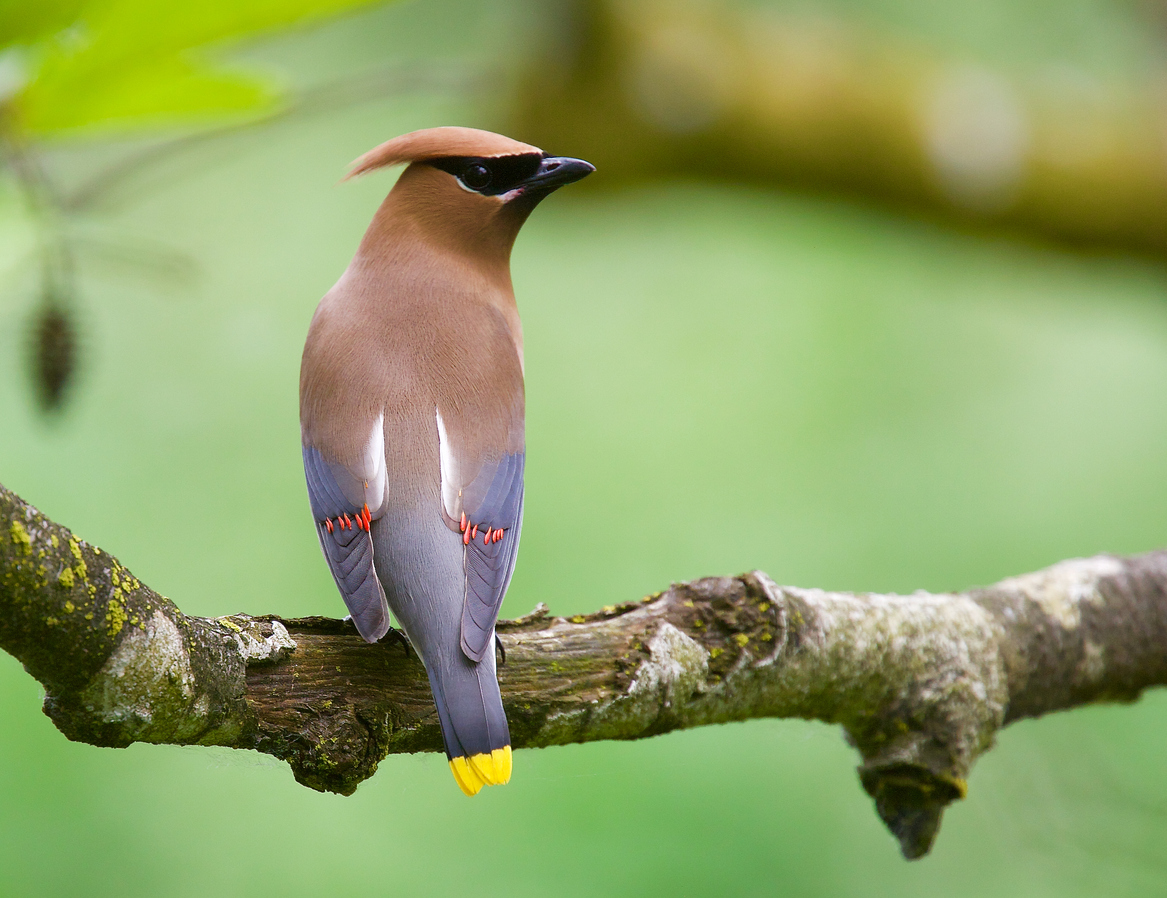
106,597,127,637
63,600,75,614
58,568,75,590
733,633,750,647
569,615,586,624
50,534,58,549
68,536,89,591
45,616,58,626
217,617,243,633
111,568,121,588
10,520,31,556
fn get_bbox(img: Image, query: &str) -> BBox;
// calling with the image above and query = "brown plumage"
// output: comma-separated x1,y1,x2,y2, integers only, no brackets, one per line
300,127,593,795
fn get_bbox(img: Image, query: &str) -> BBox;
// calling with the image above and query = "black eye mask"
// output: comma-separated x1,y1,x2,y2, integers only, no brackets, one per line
428,154,544,196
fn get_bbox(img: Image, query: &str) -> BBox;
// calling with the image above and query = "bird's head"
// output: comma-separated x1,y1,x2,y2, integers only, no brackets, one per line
347,127,594,265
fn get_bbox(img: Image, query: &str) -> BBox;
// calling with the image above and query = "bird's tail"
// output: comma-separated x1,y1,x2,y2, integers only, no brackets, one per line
426,648,511,796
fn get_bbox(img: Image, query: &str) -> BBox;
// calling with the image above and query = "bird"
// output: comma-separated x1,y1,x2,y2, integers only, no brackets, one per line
299,127,593,796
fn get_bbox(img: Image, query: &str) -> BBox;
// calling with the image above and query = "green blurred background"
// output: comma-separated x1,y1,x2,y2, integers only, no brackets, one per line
2,0,1167,894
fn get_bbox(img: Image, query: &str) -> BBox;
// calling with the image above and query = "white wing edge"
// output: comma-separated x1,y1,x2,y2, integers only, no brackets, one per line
435,406,460,520
362,411,387,515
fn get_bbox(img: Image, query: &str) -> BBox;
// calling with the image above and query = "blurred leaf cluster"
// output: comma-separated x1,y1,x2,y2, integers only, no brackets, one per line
0,0,385,413
1,0,382,137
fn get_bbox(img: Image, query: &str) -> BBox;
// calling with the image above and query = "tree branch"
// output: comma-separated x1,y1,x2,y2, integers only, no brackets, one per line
2,482,1165,859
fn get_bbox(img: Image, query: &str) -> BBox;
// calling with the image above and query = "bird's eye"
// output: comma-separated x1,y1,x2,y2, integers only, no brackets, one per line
461,163,492,191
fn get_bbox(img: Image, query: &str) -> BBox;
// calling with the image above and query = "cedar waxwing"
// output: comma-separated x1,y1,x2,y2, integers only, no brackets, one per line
300,127,593,795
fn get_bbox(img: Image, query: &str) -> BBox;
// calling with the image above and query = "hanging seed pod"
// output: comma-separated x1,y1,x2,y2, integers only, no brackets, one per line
28,294,78,413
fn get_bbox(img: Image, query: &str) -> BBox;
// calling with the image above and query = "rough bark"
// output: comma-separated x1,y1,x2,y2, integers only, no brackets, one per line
2,482,1165,860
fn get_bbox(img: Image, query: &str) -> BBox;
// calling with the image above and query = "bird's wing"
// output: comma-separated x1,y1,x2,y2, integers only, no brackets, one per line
459,451,525,662
436,408,525,663
302,415,391,643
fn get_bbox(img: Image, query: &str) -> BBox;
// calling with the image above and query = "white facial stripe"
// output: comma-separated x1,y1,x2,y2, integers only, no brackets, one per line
454,177,478,194
435,407,460,519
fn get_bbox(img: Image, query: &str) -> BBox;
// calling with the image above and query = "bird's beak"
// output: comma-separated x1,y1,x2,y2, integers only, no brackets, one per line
520,156,595,192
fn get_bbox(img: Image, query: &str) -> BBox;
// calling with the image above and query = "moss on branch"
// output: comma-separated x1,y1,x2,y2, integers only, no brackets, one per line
3,482,1166,860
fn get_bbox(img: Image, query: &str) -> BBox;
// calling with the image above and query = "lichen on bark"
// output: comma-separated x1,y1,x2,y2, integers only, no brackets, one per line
3,481,1167,859
0,486,256,748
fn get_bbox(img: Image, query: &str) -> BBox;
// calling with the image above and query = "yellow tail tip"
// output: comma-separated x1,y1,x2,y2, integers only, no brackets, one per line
449,756,484,796
449,746,512,795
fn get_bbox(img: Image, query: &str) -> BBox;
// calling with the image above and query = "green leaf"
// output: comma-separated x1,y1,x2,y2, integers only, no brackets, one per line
0,0,88,48
20,55,273,135
12,0,389,137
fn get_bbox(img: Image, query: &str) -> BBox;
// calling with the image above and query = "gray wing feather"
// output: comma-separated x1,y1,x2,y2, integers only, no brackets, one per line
460,451,525,662
303,444,390,642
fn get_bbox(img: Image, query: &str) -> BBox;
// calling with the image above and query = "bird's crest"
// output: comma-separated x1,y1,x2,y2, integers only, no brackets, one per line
346,127,542,179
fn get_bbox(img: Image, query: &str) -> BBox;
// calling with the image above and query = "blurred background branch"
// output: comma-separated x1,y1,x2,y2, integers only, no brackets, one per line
513,0,1167,254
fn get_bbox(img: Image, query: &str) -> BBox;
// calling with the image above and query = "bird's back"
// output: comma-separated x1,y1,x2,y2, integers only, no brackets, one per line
301,226,525,794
